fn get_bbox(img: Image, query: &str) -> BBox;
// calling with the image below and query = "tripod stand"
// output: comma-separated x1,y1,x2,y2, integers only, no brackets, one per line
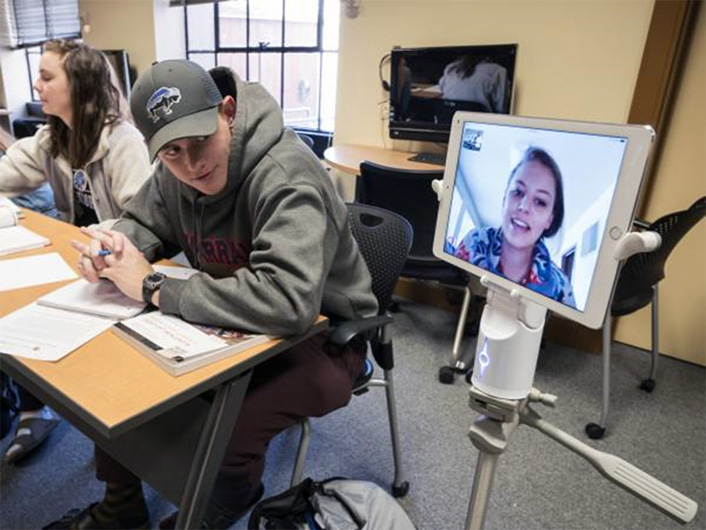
464,278,698,529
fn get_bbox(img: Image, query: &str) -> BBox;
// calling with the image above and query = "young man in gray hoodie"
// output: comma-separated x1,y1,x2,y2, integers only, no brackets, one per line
49,60,378,529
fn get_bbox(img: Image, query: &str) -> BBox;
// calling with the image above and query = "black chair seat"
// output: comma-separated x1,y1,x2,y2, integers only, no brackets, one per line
611,289,654,317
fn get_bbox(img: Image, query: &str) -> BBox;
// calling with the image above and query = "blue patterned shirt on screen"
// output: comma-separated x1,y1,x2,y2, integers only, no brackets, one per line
447,226,577,308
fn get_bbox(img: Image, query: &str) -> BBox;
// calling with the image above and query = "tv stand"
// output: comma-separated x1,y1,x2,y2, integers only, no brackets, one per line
408,152,446,166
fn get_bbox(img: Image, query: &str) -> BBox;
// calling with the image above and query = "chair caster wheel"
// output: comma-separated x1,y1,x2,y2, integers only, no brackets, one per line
438,366,456,384
585,422,606,440
639,378,656,392
392,481,410,498
464,369,474,385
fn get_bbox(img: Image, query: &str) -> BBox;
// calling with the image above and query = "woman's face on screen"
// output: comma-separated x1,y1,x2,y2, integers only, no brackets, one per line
501,160,556,252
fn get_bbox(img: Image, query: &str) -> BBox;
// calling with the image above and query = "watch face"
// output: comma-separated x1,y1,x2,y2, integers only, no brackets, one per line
143,272,166,304
147,272,166,285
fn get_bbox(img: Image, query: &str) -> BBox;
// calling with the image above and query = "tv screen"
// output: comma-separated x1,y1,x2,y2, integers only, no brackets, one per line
389,44,518,143
433,112,654,329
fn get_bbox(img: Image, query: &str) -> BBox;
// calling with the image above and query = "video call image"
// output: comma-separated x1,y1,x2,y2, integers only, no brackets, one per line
443,121,629,311
392,48,515,125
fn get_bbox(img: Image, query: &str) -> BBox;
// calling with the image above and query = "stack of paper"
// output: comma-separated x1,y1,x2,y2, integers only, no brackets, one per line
0,202,49,256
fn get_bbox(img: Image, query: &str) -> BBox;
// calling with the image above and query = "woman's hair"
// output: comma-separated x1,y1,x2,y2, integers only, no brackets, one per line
43,39,129,168
448,55,480,79
507,147,565,238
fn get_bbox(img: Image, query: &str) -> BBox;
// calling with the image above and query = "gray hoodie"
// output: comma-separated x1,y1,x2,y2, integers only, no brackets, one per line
114,71,378,335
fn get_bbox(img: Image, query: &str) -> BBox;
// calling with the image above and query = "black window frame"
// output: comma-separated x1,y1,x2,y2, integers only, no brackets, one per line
182,0,336,140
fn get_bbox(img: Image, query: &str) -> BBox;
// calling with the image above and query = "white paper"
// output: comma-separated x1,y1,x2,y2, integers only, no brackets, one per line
0,253,77,292
0,303,114,361
153,264,199,280
0,204,18,228
38,279,146,320
121,312,226,359
0,225,50,256
0,197,22,218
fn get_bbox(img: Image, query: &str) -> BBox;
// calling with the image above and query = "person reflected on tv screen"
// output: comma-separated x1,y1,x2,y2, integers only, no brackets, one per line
448,147,576,307
438,55,507,114
395,57,412,120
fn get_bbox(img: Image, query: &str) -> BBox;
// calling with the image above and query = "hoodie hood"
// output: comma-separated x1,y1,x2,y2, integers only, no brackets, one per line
179,70,284,205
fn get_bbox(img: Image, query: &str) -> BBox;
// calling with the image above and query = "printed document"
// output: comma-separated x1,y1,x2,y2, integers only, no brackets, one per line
0,253,77,292
0,303,114,361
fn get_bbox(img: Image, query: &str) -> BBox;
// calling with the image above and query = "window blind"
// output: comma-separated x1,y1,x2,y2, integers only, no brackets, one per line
0,0,80,49
169,0,225,7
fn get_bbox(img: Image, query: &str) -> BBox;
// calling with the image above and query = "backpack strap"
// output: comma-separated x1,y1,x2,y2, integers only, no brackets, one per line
247,478,315,530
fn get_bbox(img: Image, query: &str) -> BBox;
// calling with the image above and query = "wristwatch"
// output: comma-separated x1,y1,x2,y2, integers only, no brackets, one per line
142,271,167,305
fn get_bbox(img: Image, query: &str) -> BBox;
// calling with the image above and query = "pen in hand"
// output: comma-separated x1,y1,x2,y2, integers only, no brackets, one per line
96,249,112,257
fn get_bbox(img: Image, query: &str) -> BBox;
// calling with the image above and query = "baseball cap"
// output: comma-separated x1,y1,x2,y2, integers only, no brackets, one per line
130,60,224,161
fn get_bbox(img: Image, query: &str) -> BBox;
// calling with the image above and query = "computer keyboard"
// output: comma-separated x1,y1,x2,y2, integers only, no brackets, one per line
408,152,447,166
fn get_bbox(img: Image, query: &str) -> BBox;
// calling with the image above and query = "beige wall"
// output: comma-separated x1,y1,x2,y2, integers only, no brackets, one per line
334,0,653,148
614,5,706,366
78,0,157,78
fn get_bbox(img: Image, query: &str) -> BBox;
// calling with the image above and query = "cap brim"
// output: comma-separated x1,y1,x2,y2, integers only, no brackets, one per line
147,106,220,162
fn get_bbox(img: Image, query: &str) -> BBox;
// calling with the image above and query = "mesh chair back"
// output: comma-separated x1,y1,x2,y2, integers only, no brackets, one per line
612,196,706,316
357,161,466,285
347,203,413,314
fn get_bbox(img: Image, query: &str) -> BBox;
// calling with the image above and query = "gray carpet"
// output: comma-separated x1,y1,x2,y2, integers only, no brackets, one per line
1,299,704,529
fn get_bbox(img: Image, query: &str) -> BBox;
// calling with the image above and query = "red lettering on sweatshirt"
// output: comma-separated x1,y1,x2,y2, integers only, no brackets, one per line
185,233,250,272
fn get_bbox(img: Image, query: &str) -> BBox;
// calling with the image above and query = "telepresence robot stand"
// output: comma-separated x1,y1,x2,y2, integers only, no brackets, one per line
464,229,697,529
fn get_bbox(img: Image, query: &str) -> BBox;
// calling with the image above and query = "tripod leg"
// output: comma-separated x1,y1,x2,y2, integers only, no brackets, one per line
586,315,610,439
465,403,521,530
465,452,500,530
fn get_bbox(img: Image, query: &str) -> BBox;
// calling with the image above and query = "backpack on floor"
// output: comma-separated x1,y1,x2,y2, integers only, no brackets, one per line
247,477,416,530
0,373,19,439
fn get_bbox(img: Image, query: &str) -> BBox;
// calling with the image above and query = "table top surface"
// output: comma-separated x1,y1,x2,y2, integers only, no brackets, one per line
1,210,326,435
323,144,444,174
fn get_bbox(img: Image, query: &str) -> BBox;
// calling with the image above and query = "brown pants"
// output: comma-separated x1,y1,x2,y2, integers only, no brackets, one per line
95,333,366,515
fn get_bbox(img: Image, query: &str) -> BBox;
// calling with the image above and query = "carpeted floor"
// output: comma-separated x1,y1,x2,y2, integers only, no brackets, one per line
1,298,704,529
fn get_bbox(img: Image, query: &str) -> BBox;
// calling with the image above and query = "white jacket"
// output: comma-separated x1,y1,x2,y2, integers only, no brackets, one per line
0,121,151,224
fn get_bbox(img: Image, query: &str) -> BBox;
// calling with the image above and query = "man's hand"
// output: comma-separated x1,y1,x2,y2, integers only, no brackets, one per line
71,227,153,302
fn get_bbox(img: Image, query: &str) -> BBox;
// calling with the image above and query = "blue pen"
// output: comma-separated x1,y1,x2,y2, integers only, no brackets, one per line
96,249,112,257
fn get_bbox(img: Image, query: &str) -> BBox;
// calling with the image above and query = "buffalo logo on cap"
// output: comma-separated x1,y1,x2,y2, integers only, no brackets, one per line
146,87,182,123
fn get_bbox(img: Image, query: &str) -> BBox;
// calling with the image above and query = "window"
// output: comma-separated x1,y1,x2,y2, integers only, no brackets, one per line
0,0,81,49
25,46,42,101
182,0,340,133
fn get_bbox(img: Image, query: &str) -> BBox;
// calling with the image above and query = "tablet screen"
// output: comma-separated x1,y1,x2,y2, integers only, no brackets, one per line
442,120,629,312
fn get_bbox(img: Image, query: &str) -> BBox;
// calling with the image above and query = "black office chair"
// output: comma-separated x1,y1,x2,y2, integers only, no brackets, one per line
357,161,477,384
296,132,315,151
291,203,413,497
585,196,706,439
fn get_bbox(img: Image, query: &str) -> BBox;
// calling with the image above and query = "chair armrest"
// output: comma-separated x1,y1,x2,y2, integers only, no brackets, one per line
328,315,393,346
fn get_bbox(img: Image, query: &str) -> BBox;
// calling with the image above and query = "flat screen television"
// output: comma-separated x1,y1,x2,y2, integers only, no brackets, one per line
389,44,518,143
